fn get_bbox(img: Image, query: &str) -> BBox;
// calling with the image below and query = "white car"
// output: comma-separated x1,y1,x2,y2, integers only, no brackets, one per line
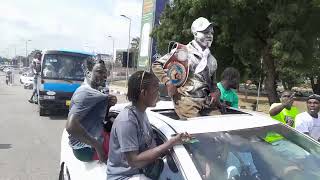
59,101,320,180
3,67,13,73
19,71,34,89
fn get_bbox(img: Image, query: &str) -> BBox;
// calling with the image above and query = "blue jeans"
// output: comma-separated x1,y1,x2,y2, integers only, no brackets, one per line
226,151,258,176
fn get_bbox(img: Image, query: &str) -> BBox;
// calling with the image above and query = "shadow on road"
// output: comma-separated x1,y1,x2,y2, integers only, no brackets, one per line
0,144,12,149
48,115,67,120
47,110,68,120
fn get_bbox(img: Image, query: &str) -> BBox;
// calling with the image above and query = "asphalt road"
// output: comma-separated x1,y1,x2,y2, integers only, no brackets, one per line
0,72,127,180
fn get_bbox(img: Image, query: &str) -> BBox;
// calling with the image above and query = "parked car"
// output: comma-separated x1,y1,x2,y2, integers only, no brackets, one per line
19,67,30,74
3,67,13,73
20,71,34,89
0,65,6,71
59,101,320,180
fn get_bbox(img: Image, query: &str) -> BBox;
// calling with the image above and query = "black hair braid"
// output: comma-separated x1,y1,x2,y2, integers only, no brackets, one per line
221,67,240,81
127,71,156,103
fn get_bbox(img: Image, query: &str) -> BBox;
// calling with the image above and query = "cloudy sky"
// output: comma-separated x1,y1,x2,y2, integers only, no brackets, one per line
0,0,143,57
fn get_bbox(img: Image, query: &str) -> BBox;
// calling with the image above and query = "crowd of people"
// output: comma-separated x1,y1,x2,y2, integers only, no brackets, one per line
269,91,320,141
62,17,320,180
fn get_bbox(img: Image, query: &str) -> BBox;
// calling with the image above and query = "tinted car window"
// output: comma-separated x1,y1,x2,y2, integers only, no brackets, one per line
184,124,320,180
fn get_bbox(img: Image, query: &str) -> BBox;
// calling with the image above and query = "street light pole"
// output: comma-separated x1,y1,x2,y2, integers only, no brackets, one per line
108,35,115,82
25,40,31,65
6,48,9,59
120,15,131,86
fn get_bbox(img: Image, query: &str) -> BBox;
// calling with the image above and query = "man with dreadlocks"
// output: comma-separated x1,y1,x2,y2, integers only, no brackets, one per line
217,67,240,108
66,57,117,162
152,17,221,119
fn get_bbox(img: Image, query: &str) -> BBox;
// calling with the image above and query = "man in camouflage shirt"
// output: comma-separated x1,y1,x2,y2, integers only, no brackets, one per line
152,17,220,119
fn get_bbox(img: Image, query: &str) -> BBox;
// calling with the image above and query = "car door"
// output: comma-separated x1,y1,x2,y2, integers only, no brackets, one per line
152,127,186,180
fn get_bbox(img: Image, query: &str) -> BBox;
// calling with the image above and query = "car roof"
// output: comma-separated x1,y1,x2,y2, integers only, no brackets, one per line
110,101,279,135
147,101,279,134
42,49,94,56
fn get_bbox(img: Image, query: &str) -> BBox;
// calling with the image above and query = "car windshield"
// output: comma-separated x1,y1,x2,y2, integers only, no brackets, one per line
42,54,89,81
184,124,320,180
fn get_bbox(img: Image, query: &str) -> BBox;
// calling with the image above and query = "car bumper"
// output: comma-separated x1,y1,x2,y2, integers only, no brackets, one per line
39,91,73,110
39,99,70,110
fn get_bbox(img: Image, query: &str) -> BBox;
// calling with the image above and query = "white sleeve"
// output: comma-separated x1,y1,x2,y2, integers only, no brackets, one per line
295,113,310,133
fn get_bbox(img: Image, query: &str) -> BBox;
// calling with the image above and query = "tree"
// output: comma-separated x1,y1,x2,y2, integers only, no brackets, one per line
0,56,11,64
305,37,320,94
152,0,320,104
278,67,303,90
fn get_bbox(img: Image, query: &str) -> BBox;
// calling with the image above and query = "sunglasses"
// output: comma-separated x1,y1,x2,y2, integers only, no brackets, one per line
139,71,159,95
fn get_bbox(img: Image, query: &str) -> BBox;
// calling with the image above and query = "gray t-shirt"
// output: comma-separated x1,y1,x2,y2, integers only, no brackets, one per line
68,84,108,149
107,105,155,180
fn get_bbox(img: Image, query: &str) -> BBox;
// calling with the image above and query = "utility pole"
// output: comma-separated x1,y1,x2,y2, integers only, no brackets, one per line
108,35,115,82
25,40,31,65
120,15,131,87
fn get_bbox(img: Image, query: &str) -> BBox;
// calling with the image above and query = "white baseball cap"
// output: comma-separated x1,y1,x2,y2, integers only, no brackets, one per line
191,17,212,33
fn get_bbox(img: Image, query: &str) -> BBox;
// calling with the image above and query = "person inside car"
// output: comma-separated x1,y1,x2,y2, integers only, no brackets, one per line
43,63,57,78
66,58,117,162
295,94,320,141
217,67,240,109
59,58,74,78
216,67,261,179
107,71,191,180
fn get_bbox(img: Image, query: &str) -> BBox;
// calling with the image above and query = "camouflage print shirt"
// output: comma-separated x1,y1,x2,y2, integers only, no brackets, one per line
152,40,218,99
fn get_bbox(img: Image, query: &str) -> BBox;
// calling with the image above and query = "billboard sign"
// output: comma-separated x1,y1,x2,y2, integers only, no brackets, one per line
138,0,169,70
138,0,155,70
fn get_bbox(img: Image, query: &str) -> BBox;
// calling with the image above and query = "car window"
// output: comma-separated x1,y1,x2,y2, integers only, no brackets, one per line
152,128,184,180
184,124,320,180
42,54,88,80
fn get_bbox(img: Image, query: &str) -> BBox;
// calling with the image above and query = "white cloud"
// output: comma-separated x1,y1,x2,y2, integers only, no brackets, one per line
0,0,143,57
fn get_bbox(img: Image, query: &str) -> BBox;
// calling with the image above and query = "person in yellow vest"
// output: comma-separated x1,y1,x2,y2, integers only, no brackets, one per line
269,91,300,127
264,91,308,161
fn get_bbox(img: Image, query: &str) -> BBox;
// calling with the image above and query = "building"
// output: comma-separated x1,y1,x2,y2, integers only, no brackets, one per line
115,50,135,68
96,53,112,63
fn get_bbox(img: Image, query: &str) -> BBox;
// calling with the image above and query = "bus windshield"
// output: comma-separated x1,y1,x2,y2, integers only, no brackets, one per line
42,54,89,81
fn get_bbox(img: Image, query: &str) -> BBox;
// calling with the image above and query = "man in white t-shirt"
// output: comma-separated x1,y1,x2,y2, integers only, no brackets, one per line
295,94,320,141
